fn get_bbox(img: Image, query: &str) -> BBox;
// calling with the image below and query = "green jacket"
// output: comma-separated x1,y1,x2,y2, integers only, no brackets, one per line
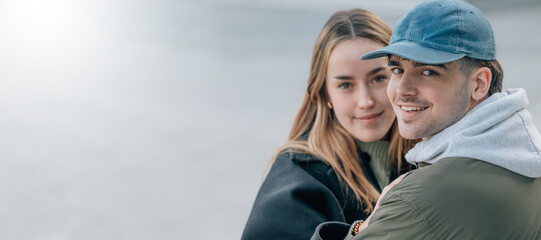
312,157,541,240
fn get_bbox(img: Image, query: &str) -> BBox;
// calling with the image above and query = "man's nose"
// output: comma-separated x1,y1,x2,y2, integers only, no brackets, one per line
395,73,417,98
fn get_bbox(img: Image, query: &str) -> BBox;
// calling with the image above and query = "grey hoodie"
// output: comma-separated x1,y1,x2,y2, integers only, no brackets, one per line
406,88,541,178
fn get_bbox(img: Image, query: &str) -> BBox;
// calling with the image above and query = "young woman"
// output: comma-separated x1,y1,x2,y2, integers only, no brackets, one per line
241,9,418,240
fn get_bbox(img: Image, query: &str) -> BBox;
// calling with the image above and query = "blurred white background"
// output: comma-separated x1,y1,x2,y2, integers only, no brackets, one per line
0,0,539,239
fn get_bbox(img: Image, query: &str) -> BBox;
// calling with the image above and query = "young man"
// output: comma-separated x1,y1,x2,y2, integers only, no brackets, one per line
311,0,541,239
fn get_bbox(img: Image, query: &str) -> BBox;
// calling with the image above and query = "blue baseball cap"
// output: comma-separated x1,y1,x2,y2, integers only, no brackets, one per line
361,0,496,64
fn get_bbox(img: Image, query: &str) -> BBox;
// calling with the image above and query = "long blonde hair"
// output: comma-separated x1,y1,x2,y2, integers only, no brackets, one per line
272,9,417,213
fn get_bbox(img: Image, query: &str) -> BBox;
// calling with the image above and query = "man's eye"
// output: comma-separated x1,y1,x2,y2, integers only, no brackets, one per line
391,68,403,74
422,70,437,76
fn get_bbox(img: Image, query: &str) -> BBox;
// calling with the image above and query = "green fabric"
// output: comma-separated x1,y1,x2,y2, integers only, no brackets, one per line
356,140,391,190
347,157,541,240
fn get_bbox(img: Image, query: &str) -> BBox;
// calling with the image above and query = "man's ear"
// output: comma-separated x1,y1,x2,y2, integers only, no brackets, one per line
471,67,492,101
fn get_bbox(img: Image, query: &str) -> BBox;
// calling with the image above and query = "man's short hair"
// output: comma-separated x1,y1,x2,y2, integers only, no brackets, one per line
457,57,503,97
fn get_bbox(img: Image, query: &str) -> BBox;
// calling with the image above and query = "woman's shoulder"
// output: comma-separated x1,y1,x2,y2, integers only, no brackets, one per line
265,150,366,221
242,152,348,239
274,151,332,172
269,151,339,189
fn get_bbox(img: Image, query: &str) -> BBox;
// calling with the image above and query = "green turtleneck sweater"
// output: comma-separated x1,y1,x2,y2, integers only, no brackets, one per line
356,140,391,190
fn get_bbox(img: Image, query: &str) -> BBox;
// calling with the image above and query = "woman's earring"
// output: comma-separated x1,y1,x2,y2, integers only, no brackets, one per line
327,102,333,109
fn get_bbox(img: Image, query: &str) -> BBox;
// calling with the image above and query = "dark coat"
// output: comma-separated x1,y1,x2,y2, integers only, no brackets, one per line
241,148,392,240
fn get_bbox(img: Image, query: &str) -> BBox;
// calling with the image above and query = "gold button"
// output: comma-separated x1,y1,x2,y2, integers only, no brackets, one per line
351,220,364,236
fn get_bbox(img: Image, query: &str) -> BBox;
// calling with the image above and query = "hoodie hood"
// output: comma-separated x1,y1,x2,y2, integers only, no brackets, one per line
406,88,541,178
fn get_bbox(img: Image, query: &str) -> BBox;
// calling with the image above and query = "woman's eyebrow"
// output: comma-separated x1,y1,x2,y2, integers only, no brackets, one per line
367,67,386,75
333,75,354,80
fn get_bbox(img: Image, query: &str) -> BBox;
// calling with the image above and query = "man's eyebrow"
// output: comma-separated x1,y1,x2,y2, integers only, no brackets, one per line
388,60,401,67
387,59,448,70
412,62,448,70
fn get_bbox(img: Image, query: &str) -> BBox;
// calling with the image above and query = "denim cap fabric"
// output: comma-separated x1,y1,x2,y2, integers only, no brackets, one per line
361,0,496,64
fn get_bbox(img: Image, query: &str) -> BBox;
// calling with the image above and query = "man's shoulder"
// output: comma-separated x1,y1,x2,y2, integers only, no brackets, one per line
405,157,536,184
386,157,515,204
401,157,515,181
369,157,541,239
391,158,463,192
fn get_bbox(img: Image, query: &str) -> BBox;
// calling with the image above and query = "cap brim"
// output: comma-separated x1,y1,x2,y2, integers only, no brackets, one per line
361,41,465,65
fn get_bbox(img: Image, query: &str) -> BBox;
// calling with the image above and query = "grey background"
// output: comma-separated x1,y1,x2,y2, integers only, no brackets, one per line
0,0,539,239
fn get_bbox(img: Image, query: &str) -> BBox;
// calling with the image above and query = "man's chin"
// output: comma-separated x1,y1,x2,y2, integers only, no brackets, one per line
399,131,420,140
397,123,423,140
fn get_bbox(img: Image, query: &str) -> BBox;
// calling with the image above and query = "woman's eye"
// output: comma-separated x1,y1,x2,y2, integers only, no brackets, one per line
338,82,351,89
391,68,403,74
373,76,387,84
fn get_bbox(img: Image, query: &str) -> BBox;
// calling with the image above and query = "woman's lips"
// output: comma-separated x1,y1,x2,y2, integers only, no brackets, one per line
354,112,383,124
358,112,383,120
